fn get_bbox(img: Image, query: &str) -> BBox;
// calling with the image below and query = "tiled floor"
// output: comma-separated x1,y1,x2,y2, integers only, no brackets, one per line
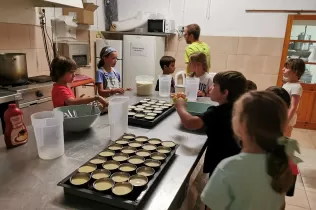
286,128,316,210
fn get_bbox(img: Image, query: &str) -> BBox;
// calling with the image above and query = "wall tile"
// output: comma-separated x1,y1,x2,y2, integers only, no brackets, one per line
227,55,266,74
175,51,186,69
238,37,260,55
36,49,50,73
245,73,278,90
0,22,10,49
29,26,53,49
262,56,281,75
211,54,227,72
166,35,187,52
8,24,31,49
258,38,283,56
202,36,239,55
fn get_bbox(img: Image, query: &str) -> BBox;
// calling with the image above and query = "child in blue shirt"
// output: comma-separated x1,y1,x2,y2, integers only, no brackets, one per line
201,91,301,210
96,46,131,97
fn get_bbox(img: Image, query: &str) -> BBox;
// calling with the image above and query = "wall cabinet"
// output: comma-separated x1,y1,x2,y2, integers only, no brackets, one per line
277,15,316,130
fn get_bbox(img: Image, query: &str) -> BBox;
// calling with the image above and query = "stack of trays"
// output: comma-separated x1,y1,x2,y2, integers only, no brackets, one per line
128,98,175,128
58,134,178,210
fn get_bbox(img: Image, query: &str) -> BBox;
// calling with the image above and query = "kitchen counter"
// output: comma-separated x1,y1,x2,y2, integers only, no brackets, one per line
0,93,211,210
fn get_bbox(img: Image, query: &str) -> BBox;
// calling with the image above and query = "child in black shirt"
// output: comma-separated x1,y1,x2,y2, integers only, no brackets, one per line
155,56,176,93
175,71,247,175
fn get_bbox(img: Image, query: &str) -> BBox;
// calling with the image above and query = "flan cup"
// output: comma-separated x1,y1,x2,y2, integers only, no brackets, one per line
78,163,97,173
121,146,137,155
89,156,107,168
91,169,111,181
135,149,151,158
112,182,133,197
136,166,155,179
129,174,148,189
128,141,143,149
93,177,114,192
102,160,120,172
148,138,162,145
119,163,137,174
122,134,136,140
150,152,167,162
134,136,149,143
112,153,129,163
156,146,171,154
108,143,123,151
161,141,176,148
111,172,130,183
128,155,145,166
142,144,157,151
99,149,115,159
70,172,91,187
144,159,161,169
115,139,130,146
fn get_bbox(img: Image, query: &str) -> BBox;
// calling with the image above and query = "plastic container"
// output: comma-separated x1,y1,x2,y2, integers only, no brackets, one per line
136,75,154,96
185,77,200,101
108,96,129,140
31,110,64,160
159,75,172,97
4,104,28,149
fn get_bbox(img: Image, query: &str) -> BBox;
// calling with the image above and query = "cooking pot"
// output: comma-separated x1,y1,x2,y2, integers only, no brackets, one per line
0,53,28,86
294,32,312,51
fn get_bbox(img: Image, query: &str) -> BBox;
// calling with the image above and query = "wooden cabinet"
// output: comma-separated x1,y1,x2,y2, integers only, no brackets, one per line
277,15,316,130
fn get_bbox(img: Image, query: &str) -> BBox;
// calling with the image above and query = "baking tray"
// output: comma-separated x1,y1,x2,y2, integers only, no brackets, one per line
58,135,178,210
128,99,175,128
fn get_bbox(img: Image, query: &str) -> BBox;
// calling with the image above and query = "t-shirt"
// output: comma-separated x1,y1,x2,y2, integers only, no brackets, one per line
155,77,175,93
201,153,284,210
185,42,211,74
52,83,75,108
197,72,213,94
282,82,302,126
95,67,121,89
199,103,241,174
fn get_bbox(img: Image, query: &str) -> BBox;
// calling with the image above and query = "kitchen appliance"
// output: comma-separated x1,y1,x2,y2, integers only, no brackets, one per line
123,35,165,89
58,42,89,67
96,39,123,87
0,53,28,86
294,26,312,51
147,19,175,33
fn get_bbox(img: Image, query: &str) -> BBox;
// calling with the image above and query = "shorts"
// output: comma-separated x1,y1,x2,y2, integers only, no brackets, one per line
286,175,297,197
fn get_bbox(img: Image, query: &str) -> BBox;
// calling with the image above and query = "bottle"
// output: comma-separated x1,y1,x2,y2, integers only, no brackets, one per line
4,104,28,149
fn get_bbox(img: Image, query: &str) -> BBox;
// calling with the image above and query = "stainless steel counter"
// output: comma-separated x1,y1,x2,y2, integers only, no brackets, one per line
0,93,210,210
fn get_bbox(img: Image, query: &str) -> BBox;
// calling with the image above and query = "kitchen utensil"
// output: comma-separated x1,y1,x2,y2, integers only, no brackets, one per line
159,75,172,97
108,96,129,140
54,104,101,132
31,110,64,160
185,77,200,101
0,53,28,86
294,27,312,51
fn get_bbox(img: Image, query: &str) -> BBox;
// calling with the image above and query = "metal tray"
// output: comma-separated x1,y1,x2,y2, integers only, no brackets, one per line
58,139,178,210
128,100,175,128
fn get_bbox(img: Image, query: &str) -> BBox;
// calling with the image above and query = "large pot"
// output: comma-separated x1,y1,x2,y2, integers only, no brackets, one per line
294,32,312,51
0,53,28,86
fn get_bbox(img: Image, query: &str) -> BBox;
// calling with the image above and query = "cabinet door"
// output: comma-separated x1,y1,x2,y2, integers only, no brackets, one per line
296,90,315,123
309,91,316,124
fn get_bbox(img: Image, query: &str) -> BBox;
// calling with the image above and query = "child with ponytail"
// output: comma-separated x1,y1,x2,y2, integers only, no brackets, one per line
201,91,301,210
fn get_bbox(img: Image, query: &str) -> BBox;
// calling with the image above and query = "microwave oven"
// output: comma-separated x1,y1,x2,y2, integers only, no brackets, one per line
147,19,175,33
57,42,89,67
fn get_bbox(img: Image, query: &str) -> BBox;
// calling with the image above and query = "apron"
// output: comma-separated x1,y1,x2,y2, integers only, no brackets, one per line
179,152,208,210
103,69,120,89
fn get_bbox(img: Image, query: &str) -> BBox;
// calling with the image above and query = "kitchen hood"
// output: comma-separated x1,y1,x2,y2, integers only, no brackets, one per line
33,0,83,8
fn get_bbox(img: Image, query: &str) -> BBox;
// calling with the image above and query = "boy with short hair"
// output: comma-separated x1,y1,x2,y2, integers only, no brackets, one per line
282,58,305,137
175,70,247,175
155,56,176,93
246,80,257,91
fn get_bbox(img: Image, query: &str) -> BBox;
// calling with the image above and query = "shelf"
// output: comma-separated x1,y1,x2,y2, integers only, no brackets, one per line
306,62,316,65
101,31,175,37
290,40,316,43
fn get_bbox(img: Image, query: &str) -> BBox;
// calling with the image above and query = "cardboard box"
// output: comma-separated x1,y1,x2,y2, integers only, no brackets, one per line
63,3,98,25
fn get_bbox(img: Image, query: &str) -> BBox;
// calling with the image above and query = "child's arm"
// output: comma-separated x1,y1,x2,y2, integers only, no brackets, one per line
175,102,204,130
96,83,115,97
288,95,300,121
65,95,108,109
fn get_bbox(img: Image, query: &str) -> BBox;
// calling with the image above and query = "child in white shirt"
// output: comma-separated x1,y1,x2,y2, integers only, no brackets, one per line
189,52,213,97
282,58,305,137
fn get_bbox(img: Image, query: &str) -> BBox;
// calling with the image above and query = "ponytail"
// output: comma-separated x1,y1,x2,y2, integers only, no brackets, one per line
266,144,293,193
98,59,104,69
